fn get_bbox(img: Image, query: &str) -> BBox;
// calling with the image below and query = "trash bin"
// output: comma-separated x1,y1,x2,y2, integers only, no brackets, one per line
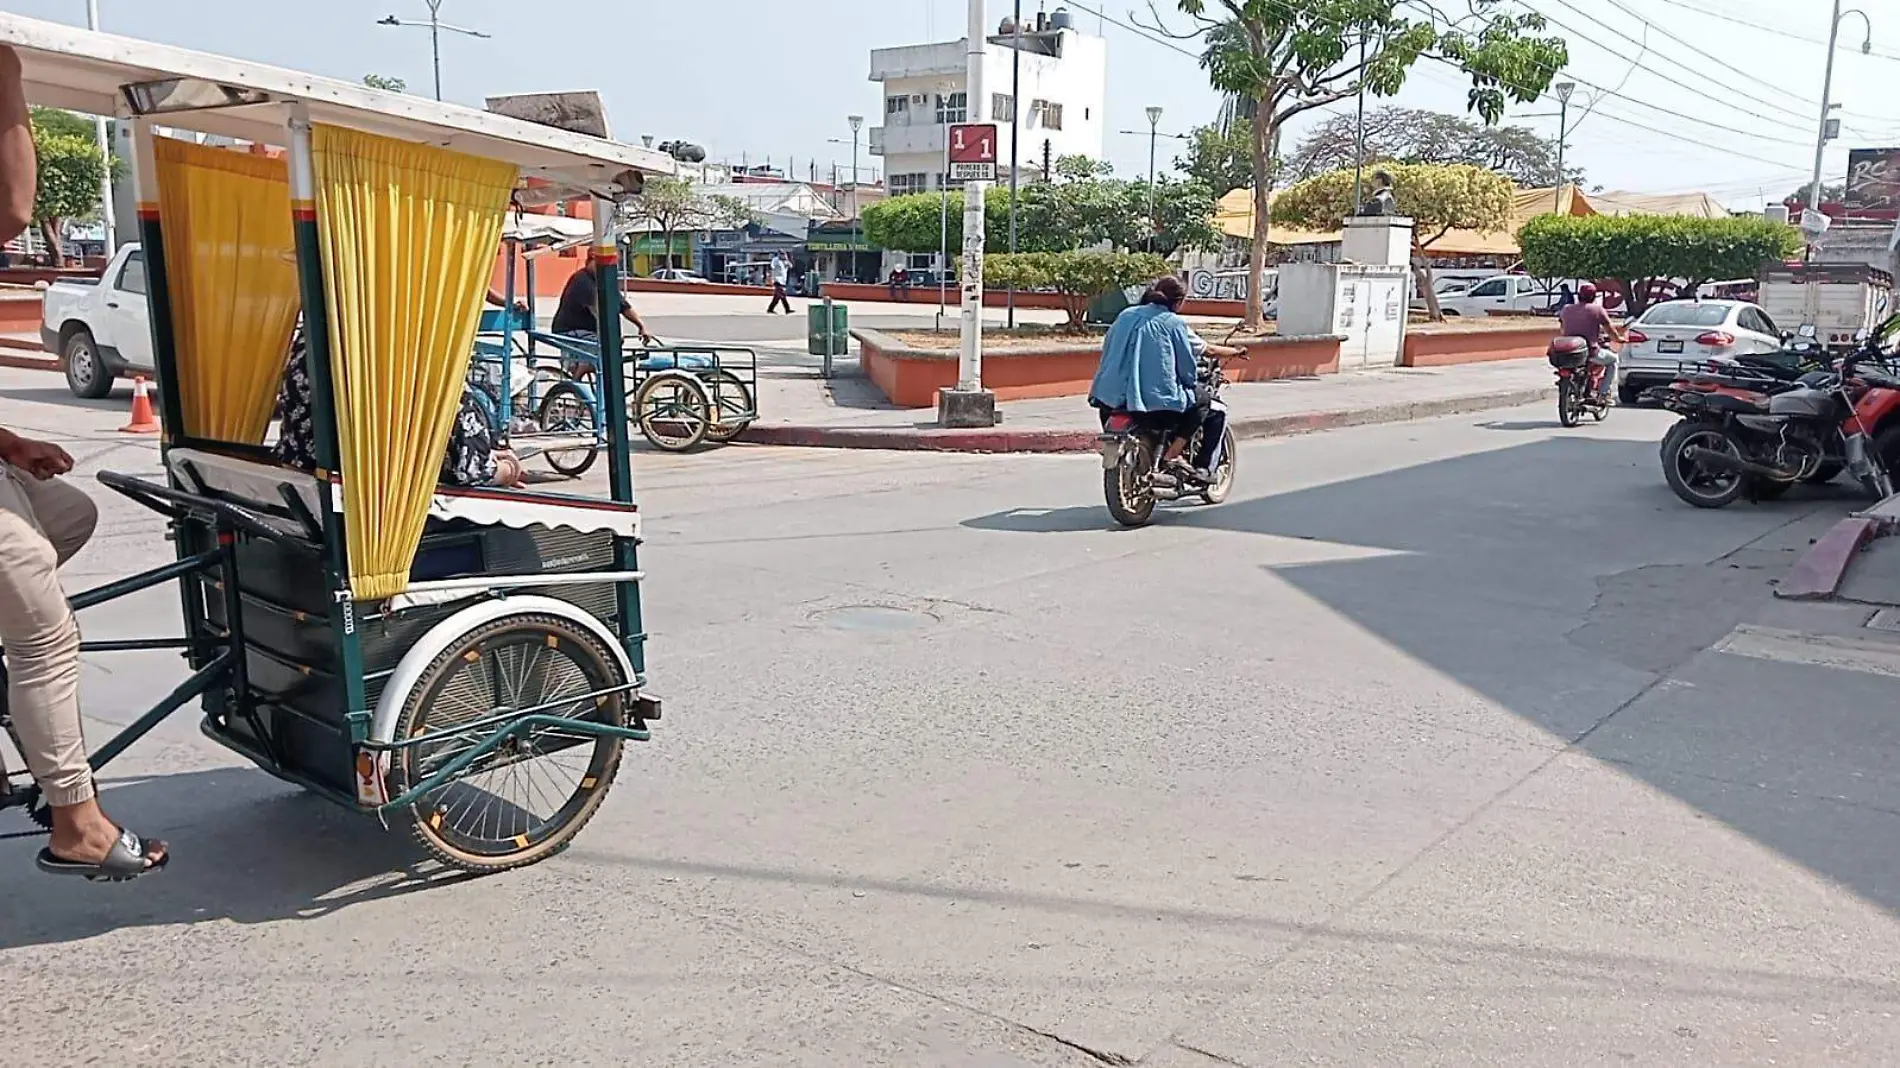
1085,284,1135,326
807,300,849,357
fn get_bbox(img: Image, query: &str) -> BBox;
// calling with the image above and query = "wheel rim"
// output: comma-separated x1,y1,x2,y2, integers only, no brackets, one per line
703,370,754,438
1674,428,1743,500
1206,431,1236,499
637,377,709,449
403,628,620,859
68,340,94,388
540,387,596,470
1117,444,1152,514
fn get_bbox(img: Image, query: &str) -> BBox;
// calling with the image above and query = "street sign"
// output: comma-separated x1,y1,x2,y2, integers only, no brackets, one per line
948,122,998,181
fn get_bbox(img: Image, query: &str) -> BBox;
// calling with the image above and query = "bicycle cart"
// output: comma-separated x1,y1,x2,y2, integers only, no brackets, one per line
0,16,675,873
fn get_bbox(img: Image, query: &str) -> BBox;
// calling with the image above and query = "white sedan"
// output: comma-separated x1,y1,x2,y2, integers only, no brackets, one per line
1615,298,1786,404
650,268,710,283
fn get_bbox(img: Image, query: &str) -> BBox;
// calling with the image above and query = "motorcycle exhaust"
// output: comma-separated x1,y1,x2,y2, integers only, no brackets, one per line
1681,445,1797,482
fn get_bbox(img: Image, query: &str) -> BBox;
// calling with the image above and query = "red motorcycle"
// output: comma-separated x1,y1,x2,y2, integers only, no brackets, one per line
1547,335,1613,427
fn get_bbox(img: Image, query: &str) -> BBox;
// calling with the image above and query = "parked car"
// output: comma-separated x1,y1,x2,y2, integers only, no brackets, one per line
650,268,710,283
41,243,152,398
1615,298,1785,405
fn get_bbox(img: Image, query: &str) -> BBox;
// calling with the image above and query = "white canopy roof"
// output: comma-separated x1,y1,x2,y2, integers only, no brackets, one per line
0,12,675,198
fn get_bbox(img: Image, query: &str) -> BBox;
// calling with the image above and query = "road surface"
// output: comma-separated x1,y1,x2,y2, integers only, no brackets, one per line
2,379,1897,1066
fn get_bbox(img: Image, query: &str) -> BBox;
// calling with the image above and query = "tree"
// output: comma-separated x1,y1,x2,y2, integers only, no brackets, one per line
1273,161,1514,319
28,114,105,267
1518,214,1801,318
1133,176,1224,258
1156,0,1568,328
1176,122,1259,195
623,177,754,269
1785,180,1844,207
362,73,408,93
1285,106,1577,187
982,251,1170,327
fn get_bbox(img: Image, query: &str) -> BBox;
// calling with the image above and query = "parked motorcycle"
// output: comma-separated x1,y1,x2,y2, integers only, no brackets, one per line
1099,354,1241,528
1657,322,1900,508
1548,335,1613,427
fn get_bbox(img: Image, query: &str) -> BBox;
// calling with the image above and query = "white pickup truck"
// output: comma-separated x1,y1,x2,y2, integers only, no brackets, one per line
1435,273,1570,317
40,243,153,398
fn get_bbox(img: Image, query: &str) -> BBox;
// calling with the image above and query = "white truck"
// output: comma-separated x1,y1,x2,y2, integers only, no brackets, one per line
40,243,153,398
1757,262,1894,353
1435,273,1570,317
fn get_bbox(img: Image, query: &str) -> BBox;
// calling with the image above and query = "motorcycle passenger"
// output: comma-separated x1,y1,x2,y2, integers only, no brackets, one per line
1555,282,1627,400
1089,276,1245,484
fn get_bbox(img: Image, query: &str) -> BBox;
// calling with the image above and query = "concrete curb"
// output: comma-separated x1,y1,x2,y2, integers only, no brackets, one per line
738,386,1558,454
1777,517,1882,600
0,350,56,372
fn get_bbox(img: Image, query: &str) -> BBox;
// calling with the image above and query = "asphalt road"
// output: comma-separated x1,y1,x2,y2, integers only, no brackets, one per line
2,377,1898,1066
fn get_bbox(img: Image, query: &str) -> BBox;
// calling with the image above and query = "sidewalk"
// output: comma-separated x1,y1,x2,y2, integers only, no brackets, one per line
739,352,1558,452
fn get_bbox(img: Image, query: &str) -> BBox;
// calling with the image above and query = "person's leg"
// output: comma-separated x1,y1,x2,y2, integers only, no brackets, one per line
1192,404,1228,472
0,471,159,869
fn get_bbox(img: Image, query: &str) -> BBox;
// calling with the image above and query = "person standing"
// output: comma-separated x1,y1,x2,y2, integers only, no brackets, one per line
0,45,170,879
766,252,793,314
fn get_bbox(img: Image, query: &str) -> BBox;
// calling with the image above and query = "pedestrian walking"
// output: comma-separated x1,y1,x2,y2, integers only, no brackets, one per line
767,252,793,314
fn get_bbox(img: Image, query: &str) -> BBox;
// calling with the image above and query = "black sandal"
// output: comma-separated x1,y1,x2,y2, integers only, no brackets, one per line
35,827,169,882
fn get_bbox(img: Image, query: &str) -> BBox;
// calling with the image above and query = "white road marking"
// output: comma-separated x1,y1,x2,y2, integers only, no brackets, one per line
1714,623,1900,680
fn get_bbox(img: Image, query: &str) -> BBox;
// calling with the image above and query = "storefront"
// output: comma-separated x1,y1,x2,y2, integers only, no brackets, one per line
808,221,881,285
625,233,695,278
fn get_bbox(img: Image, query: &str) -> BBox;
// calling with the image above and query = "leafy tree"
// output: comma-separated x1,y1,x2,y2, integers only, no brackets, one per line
29,122,105,267
1273,161,1514,319
1286,106,1577,187
1176,122,1259,195
1785,180,1844,207
622,177,755,269
1157,0,1568,327
1518,214,1800,318
981,251,1170,327
362,73,408,93
1132,176,1224,258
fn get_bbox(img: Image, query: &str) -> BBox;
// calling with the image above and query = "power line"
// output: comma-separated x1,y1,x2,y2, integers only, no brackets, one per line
1560,0,1821,123
1656,0,1900,67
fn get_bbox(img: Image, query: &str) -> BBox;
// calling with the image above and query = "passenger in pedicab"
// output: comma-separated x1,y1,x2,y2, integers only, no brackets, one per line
0,46,168,880
551,247,656,378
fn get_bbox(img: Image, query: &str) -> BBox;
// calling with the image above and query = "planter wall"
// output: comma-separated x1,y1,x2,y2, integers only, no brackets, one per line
853,328,1343,409
1401,325,1552,367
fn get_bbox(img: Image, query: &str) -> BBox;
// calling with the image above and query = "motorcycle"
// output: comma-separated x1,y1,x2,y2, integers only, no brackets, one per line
1657,323,1900,508
1099,353,1241,528
1548,335,1613,427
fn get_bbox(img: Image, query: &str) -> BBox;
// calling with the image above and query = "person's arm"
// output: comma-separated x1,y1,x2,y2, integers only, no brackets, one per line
1601,306,1627,345
620,300,653,341
0,47,36,246
0,426,75,479
1173,326,1200,393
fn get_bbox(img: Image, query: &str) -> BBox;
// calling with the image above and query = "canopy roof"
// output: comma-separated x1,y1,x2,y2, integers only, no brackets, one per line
0,12,675,198
1214,183,1728,257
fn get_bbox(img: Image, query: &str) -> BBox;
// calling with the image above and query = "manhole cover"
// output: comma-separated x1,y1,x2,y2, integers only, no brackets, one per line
1869,609,1900,633
814,605,938,632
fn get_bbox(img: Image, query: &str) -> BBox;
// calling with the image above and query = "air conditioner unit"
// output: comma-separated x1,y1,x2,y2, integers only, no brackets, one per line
910,93,928,105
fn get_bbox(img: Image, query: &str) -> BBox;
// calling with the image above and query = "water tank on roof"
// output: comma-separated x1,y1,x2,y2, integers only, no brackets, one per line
999,15,1018,34
1050,7,1075,30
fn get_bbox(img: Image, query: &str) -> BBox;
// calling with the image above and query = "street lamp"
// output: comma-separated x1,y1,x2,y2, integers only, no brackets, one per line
1554,80,1576,210
1811,1,1873,213
375,1,490,102
84,0,114,256
848,115,864,283
1144,106,1164,253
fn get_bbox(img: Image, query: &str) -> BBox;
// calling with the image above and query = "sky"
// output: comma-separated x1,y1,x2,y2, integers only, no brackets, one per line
8,0,1900,210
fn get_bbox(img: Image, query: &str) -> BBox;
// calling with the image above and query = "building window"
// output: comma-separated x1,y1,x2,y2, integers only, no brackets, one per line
935,91,967,124
890,172,930,195
1032,100,1064,131
992,93,1016,122
907,253,936,271
886,95,909,116
936,172,967,190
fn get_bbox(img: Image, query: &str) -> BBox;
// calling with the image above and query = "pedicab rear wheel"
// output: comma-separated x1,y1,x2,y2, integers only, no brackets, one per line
537,381,599,477
388,613,627,874
632,372,711,452
700,369,757,444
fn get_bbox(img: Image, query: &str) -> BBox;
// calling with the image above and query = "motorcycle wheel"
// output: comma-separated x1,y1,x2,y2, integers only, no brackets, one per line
1661,421,1747,509
1201,427,1238,505
1557,378,1582,428
1104,437,1157,528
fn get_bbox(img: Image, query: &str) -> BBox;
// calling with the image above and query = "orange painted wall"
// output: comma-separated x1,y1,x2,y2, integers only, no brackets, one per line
1401,326,1551,367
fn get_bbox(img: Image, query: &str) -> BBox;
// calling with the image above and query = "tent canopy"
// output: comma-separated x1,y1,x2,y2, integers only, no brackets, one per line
1213,183,1726,257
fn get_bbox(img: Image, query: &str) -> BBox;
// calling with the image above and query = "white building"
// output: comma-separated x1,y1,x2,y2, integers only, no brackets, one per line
867,7,1107,198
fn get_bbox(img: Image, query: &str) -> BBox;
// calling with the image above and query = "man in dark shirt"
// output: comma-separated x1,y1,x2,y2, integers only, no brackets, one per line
551,252,655,377
1555,283,1627,400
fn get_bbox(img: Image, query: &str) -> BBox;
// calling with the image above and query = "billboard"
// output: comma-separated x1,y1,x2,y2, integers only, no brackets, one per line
1845,148,1900,211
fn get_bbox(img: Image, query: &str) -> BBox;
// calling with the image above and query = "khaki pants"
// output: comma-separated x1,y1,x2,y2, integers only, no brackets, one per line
0,464,98,807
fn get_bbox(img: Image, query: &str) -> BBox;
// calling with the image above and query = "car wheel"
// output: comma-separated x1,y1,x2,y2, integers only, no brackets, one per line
62,329,112,399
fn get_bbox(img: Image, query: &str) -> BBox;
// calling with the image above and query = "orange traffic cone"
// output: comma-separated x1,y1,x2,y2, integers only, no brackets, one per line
119,375,159,434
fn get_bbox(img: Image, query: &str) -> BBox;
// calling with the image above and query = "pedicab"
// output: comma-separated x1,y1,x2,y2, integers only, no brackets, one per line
0,15,672,872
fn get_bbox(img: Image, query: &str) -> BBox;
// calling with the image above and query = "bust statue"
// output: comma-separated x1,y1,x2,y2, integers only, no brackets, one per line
1357,169,1397,217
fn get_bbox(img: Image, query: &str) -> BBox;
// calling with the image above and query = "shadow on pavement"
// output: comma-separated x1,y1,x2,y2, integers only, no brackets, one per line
966,432,1900,915
0,768,464,950
0,386,126,411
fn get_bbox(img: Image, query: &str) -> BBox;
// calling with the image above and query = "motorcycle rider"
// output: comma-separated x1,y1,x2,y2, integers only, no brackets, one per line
1089,276,1246,484
1556,282,1627,400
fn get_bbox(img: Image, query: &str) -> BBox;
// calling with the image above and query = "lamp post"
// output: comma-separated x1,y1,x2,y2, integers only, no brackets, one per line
85,0,115,256
1554,80,1576,211
1144,106,1163,252
376,0,490,101
848,114,864,282
1352,36,1367,212
1811,1,1873,212
1006,0,1022,328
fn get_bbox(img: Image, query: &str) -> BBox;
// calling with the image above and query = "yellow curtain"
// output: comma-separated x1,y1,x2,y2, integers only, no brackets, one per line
310,125,518,600
151,138,301,444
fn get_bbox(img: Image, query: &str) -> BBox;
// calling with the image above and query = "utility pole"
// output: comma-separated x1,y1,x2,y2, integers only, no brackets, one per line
942,0,996,427
1006,0,1022,329
87,0,115,256
1811,1,1873,213
849,115,864,282
1351,36,1367,213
